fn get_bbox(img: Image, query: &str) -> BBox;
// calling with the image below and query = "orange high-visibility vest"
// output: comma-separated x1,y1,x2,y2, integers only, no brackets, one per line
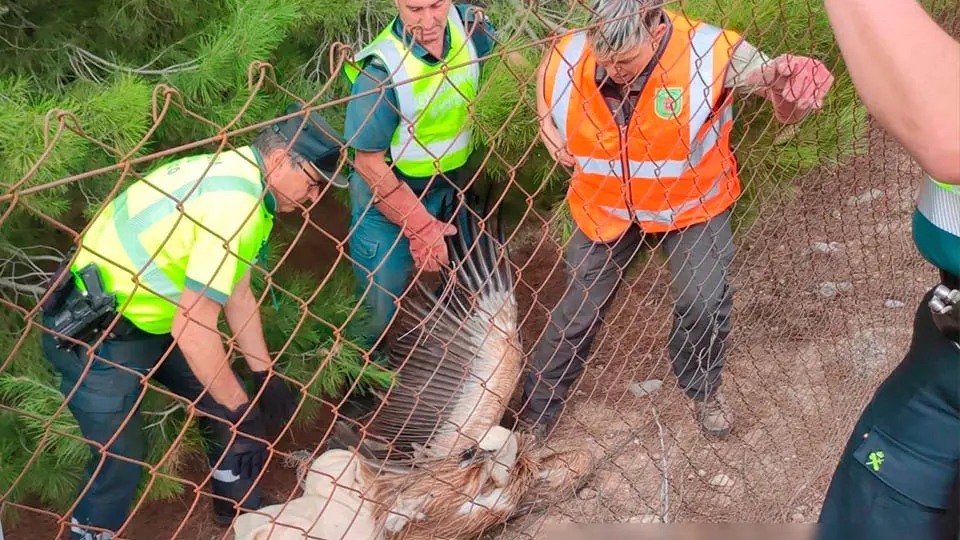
543,11,744,241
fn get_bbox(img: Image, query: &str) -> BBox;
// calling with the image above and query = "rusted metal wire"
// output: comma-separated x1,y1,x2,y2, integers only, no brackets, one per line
2,2,951,539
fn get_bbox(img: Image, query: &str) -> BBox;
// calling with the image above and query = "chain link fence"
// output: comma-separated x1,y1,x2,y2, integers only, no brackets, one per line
1,1,958,539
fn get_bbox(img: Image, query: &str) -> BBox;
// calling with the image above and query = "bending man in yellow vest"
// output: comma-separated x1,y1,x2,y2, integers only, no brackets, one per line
39,105,341,538
518,0,834,438
341,0,497,350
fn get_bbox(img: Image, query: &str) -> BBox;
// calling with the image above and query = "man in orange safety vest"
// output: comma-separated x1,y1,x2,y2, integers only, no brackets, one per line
518,0,834,439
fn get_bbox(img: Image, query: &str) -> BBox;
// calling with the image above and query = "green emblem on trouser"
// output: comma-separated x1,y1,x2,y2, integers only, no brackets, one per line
655,87,684,119
866,450,885,471
343,4,480,178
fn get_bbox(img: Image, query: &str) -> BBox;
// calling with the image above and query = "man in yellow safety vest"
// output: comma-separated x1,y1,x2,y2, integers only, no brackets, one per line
341,0,498,351
39,105,342,538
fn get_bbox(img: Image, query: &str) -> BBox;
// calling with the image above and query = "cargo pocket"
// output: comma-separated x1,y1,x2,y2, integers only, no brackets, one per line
853,425,956,511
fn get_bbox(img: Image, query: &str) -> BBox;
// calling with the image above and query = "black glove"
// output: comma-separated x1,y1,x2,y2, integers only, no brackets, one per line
219,403,268,481
251,370,297,432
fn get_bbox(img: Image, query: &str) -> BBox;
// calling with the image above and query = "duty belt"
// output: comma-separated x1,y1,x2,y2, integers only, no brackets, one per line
929,270,960,346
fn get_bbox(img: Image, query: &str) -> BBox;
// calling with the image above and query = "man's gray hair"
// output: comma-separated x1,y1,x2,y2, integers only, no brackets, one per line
252,127,306,165
587,0,665,60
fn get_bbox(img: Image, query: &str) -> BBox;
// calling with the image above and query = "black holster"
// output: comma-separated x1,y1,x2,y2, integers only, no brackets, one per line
41,253,118,350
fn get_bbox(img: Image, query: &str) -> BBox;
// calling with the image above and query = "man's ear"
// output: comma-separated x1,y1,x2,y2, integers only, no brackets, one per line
263,149,285,179
652,22,667,45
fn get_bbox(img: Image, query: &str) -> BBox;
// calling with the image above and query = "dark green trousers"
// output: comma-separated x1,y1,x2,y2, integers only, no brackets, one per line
818,287,960,539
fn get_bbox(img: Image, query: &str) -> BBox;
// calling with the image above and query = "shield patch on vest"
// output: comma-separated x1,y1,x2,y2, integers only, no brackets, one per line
655,87,683,119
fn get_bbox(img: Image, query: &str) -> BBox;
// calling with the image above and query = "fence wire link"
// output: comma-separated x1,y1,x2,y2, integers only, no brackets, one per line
1,1,958,539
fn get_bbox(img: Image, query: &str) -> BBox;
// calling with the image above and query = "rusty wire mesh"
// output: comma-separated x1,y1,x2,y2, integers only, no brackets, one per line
2,1,959,539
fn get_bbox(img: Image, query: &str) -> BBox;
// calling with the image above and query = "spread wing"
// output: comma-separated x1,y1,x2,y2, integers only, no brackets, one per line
341,190,522,465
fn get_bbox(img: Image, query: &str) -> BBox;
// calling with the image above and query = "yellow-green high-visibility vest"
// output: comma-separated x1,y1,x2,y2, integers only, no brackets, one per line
343,4,480,177
71,146,275,335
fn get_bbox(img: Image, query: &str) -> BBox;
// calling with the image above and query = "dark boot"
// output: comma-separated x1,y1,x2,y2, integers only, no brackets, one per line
211,476,266,526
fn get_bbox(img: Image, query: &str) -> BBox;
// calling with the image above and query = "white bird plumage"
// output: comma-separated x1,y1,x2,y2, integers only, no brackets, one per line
234,192,595,540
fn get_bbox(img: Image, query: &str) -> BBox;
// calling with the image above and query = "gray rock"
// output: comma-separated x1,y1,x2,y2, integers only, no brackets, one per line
810,241,842,254
709,474,734,488
818,281,853,298
818,282,839,298
884,299,905,309
847,188,884,206
577,487,597,500
628,379,664,397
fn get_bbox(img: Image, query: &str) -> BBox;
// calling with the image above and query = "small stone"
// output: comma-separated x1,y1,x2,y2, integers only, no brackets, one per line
832,209,842,219
577,487,597,500
629,515,663,524
791,513,805,522
698,469,707,477
709,474,734,488
818,281,852,298
818,282,838,298
810,241,842,253
884,299,905,309
628,379,664,397
847,188,884,206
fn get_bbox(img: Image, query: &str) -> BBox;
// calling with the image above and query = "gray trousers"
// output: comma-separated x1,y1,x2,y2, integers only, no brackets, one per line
521,209,736,424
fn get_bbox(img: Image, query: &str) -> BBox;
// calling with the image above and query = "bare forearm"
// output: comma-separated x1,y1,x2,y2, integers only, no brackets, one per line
824,0,960,182
173,315,248,410
224,287,271,373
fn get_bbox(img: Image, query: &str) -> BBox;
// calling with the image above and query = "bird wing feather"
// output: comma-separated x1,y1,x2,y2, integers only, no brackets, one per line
349,190,522,465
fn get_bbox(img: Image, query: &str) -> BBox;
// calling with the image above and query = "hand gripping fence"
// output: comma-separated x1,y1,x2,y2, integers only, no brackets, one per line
0,1,958,539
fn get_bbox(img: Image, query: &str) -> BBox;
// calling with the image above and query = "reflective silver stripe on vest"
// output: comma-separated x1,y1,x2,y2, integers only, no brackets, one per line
393,130,473,162
549,31,588,146
565,23,733,183
359,5,478,164
395,3,478,163
918,175,960,237
600,172,726,225
113,176,262,301
573,105,733,178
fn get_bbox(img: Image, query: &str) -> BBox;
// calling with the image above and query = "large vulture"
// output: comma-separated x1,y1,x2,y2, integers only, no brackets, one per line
234,191,595,540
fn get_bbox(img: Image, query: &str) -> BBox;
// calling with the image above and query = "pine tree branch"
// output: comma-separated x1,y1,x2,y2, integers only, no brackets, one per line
143,402,185,439
0,278,45,296
67,45,200,77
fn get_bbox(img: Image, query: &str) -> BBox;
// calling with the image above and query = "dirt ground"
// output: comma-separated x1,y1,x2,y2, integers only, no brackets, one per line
3,123,935,539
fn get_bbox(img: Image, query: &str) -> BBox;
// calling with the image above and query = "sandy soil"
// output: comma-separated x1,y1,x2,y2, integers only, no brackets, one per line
3,122,936,539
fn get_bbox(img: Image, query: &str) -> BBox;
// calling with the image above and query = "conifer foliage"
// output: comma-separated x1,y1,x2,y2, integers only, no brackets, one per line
0,0,396,516
1,0,954,525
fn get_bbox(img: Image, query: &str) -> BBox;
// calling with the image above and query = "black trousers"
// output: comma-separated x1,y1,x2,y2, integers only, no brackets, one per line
818,287,960,539
41,317,259,537
521,210,736,424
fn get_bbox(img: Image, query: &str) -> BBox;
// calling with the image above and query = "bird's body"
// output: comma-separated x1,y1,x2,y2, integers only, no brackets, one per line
234,192,595,540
